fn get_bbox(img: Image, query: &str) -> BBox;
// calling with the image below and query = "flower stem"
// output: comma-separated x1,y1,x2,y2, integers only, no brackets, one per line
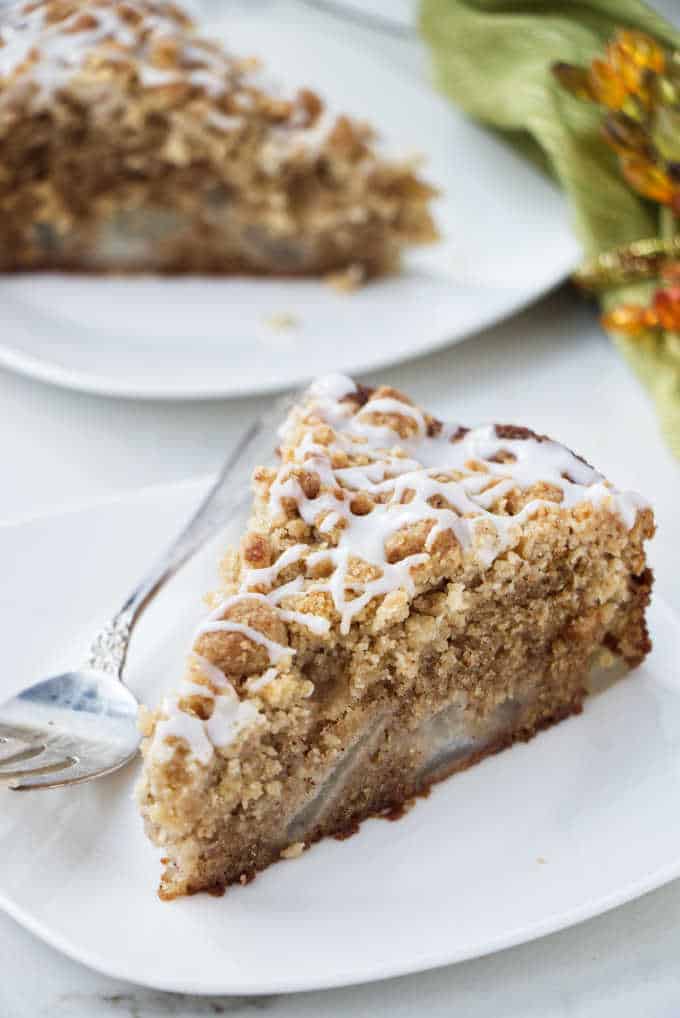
661,205,676,242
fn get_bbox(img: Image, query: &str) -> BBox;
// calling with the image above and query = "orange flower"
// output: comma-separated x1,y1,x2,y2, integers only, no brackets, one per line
605,30,665,106
613,30,665,77
553,29,665,109
589,56,629,109
573,30,665,110
652,285,680,330
552,30,679,211
661,262,680,286
620,155,675,203
602,303,655,336
602,260,680,337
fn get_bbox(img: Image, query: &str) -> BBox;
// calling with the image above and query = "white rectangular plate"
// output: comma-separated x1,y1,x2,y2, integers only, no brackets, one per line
1,480,679,995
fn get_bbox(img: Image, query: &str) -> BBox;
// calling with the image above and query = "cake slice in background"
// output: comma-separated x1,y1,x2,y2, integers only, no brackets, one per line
0,1,437,275
137,375,654,898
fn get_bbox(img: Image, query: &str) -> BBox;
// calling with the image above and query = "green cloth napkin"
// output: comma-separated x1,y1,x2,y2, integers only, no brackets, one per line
420,0,680,456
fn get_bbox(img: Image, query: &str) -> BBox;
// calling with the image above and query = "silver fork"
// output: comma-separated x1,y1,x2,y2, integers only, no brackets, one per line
0,390,298,791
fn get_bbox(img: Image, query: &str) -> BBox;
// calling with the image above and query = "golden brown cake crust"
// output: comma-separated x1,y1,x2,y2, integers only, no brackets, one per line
0,1,437,275
136,375,655,899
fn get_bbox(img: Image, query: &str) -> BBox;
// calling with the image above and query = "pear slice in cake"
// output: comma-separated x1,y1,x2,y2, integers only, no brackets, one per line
137,375,654,898
0,1,437,275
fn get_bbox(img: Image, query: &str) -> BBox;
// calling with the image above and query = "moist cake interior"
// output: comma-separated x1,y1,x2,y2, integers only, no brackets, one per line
137,375,654,898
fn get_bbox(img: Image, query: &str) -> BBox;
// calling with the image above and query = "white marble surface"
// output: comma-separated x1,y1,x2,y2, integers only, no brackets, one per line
3,287,680,1018
2,2,680,1015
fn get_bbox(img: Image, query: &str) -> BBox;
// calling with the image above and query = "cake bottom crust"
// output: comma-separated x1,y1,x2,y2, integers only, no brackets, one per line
0,204,417,279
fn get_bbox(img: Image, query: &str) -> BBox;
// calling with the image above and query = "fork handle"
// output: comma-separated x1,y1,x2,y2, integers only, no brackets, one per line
86,390,297,680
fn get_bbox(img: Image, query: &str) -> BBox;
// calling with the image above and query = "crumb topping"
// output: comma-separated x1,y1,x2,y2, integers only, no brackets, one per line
148,373,649,768
0,0,349,165
0,0,352,155
2,1,262,99
2,1,229,94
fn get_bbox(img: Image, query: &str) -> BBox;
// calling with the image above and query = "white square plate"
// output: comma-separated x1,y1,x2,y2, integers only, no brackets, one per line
1,480,679,995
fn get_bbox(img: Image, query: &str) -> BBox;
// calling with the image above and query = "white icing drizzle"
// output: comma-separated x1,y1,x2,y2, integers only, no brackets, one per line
245,667,279,694
152,705,213,766
195,619,294,665
242,543,309,589
266,374,648,633
205,694,260,752
266,577,305,602
206,109,244,132
357,396,427,439
187,654,228,690
309,372,358,401
151,654,262,765
278,609,330,636
319,511,341,533
0,2,246,100
197,581,328,647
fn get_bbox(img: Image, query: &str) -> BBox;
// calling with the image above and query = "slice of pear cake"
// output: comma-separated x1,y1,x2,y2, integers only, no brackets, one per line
137,375,654,898
0,1,437,275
